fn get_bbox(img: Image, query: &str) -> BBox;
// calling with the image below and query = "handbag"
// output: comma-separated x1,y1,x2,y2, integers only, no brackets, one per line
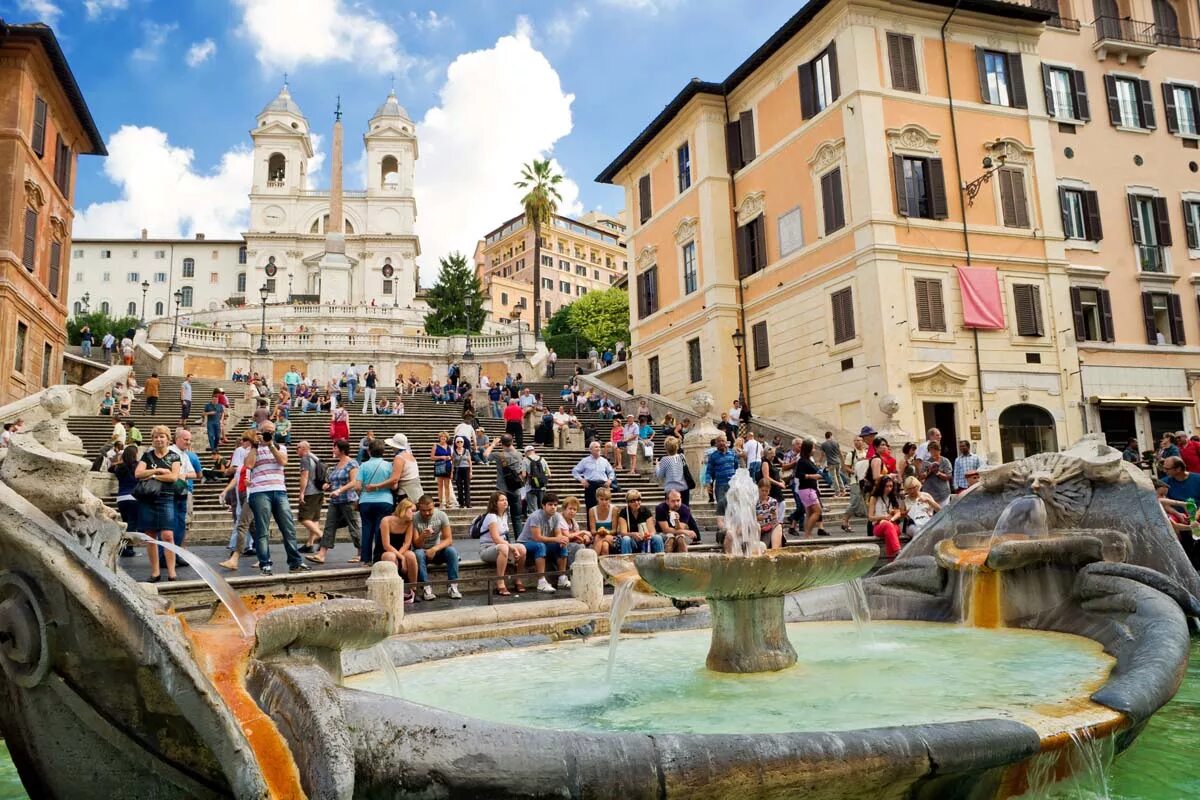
434,460,451,478
133,477,161,501
682,458,697,491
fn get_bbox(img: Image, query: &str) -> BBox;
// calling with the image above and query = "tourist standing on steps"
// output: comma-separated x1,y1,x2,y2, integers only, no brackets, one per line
362,365,378,415
283,365,301,406
572,440,615,512
143,372,160,415
383,432,423,504
952,440,983,493
706,436,738,541
329,405,350,443
485,433,526,533
179,375,193,428
918,441,952,505
218,433,256,571
79,325,93,359
308,438,361,566
244,421,306,576
502,398,524,449
135,425,182,582
168,427,202,557
295,440,323,555
792,439,824,539
430,431,454,508
202,389,224,453
451,437,473,508
819,432,846,496
413,495,462,600
654,436,690,506
120,333,134,366
345,362,359,404
110,444,140,547
101,331,116,363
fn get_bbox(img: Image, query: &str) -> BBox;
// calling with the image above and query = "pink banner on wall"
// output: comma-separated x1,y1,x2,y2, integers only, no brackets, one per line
956,266,1006,329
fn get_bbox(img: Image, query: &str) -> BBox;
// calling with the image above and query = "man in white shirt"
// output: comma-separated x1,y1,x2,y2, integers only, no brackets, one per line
914,428,942,466
743,430,764,478
453,414,476,449
101,331,117,364
479,373,491,390
345,363,359,404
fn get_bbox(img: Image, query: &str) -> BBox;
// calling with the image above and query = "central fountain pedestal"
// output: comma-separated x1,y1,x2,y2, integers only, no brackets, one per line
707,595,795,672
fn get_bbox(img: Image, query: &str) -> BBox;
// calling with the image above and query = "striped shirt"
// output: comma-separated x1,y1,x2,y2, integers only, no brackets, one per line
952,453,982,491
655,453,687,492
248,443,287,494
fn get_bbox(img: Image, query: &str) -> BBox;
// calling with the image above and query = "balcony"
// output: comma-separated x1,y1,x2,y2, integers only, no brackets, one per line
1093,16,1157,64
1048,14,1081,31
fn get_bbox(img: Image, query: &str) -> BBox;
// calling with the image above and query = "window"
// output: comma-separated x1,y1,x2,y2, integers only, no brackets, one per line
751,321,770,370
831,287,855,344
559,280,570,293
638,174,652,224
649,356,661,394
1184,200,1200,248
99,301,109,315
1142,292,1185,345
545,300,552,319
1059,188,1102,241
238,246,247,264
887,32,919,92
501,292,509,305
576,265,586,276
22,208,37,272
154,272,167,283
73,249,83,258
209,272,218,284
1070,287,1113,342
541,254,553,267
73,302,81,315
237,272,246,293
102,272,110,282
577,286,587,296
383,279,393,295
127,301,137,316
636,267,659,319
154,250,165,259
1164,83,1200,136
893,156,948,219
53,134,72,196
1041,66,1090,121
542,277,553,289
687,338,702,383
725,110,756,171
682,240,698,294
13,322,27,374
914,278,946,331
48,241,61,297
155,301,164,315
998,168,1031,228
31,96,46,158
182,258,195,278
100,250,111,259
75,271,82,282
265,278,275,294
127,272,139,282
736,215,767,278
677,142,692,193
977,48,1026,108
593,269,600,280
211,250,218,260
1128,194,1171,272
1105,76,1154,129
1012,284,1045,336
179,286,193,307
800,43,840,118
820,169,846,234
559,259,569,271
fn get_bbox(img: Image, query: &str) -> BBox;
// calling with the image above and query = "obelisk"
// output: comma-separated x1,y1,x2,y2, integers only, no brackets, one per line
318,96,352,303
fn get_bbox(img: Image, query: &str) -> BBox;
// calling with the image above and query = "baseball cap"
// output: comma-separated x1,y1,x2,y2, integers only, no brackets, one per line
859,425,877,437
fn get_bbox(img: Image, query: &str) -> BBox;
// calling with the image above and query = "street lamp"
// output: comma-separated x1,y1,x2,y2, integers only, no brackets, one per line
139,280,150,328
81,292,90,314
512,298,527,359
731,328,746,402
257,284,270,354
169,289,183,351
287,272,293,303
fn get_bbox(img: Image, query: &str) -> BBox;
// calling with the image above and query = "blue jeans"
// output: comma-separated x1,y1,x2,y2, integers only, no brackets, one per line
160,493,190,567
360,501,393,563
490,401,502,418
206,422,220,452
347,379,358,403
248,490,301,568
619,534,664,554
81,341,92,358
415,546,460,582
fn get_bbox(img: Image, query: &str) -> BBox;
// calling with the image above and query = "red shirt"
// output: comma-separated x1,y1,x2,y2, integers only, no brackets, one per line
502,403,523,423
1182,440,1200,473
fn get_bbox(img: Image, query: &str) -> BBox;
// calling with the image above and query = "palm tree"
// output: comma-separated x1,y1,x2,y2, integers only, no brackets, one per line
515,159,563,340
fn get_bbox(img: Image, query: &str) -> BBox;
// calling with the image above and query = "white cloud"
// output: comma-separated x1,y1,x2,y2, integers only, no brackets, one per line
84,0,128,18
234,0,410,74
131,21,177,62
408,10,451,32
546,6,590,43
75,126,252,240
416,20,582,270
600,0,682,12
16,0,61,23
185,38,217,67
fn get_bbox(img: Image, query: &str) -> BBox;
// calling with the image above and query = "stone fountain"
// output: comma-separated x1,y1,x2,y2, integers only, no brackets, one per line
0,431,1196,799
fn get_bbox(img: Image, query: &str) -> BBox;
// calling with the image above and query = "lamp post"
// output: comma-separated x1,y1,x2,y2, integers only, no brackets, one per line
512,298,527,359
257,284,270,354
731,328,747,403
80,292,90,314
169,289,183,351
139,280,150,328
287,273,293,304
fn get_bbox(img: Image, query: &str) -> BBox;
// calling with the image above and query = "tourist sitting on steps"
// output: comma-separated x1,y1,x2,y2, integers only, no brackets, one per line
518,492,573,593
755,479,784,551
617,490,664,554
657,489,700,553
479,492,527,596
412,495,462,600
560,496,592,554
901,476,941,535
868,476,904,559
588,486,618,556
378,498,419,604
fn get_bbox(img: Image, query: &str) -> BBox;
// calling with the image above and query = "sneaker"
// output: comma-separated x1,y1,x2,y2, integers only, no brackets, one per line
298,545,314,554
291,563,311,572
448,584,462,600
536,579,556,594
556,575,572,589
242,547,257,556
259,565,273,576
422,585,436,601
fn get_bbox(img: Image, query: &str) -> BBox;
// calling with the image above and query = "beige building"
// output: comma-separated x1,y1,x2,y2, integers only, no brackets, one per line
475,211,627,327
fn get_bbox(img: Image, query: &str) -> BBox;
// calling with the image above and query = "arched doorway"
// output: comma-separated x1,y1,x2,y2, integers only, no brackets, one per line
999,404,1059,462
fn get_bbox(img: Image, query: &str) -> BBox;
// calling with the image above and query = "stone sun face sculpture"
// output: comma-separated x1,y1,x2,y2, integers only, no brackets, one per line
981,444,1124,529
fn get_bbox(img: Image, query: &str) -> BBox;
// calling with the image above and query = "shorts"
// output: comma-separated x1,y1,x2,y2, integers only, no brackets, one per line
626,441,637,455
797,488,820,509
480,540,522,564
180,400,192,419
298,493,323,522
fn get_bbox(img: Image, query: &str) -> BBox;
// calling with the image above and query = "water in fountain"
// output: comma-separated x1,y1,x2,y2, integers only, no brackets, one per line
843,578,872,634
370,644,401,696
1064,728,1113,799
722,469,760,557
126,532,257,638
606,577,639,683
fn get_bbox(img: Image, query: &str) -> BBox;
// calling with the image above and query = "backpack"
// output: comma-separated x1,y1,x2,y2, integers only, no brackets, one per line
469,513,487,539
500,460,523,492
527,457,547,489
309,455,328,490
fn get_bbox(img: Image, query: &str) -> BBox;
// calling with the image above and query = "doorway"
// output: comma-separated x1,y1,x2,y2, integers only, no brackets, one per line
1148,406,1185,445
998,404,1059,462
1097,406,1138,449
922,402,958,459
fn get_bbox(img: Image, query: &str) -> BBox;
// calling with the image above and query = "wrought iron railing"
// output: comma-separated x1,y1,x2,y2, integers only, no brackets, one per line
1093,16,1158,47
1048,14,1081,31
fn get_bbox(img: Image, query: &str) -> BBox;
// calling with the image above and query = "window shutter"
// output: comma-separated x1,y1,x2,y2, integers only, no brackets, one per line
1058,187,1071,236
1141,292,1157,344
1098,288,1116,342
1083,190,1103,241
999,168,1028,228
1168,293,1186,345
32,97,46,158
636,272,647,318
821,172,835,233
1162,83,1180,133
823,168,846,232
1104,75,1121,126
752,321,770,369
1185,201,1199,249
736,223,751,279
1042,64,1056,117
1013,284,1044,336
725,121,743,171
53,133,63,188
832,288,855,343
1007,52,1027,109
1127,195,1143,244
888,33,906,90
1137,79,1156,129
915,278,932,330
914,278,945,331
826,42,841,100
22,208,37,271
798,63,815,119
976,48,991,104
893,154,909,216
48,241,61,298
928,158,948,219
753,214,767,272
1072,69,1091,121
1153,196,1172,246
1069,286,1086,338
638,174,651,224
738,110,756,164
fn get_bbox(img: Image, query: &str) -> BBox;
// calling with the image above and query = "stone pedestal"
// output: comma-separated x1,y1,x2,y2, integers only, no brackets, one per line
570,549,604,611
706,596,796,673
561,428,583,450
29,387,85,458
318,233,353,305
682,391,720,487
366,560,406,634
249,356,274,383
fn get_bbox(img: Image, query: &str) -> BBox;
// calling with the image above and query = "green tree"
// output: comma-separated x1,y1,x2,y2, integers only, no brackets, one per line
66,312,141,346
543,288,629,356
515,158,562,338
423,252,486,336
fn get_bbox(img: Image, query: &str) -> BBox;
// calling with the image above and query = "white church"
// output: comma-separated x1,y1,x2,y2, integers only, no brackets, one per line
70,84,422,318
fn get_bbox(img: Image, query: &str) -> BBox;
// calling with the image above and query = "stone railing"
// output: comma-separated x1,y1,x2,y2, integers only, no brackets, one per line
0,364,131,428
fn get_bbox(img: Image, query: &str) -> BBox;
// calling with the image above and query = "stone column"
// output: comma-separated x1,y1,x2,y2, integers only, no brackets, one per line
366,560,405,634
570,548,604,611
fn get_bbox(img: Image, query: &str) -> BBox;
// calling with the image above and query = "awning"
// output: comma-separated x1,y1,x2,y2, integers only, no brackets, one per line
1146,397,1196,406
1088,396,1149,406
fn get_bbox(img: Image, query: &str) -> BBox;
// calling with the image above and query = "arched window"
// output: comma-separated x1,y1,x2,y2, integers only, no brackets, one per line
182,257,195,278
268,152,287,183
237,272,247,293
998,404,1059,462
381,155,399,187
180,286,193,307
317,214,355,234
100,301,110,315
155,301,164,316
127,301,137,316
1152,0,1180,43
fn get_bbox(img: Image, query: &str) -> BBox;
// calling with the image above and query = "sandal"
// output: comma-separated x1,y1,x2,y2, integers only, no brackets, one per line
306,555,326,564
347,555,361,563
513,580,527,593
495,585,512,597
841,523,853,533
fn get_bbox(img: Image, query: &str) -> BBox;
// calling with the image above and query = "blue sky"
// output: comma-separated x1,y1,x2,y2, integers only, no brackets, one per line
7,0,802,261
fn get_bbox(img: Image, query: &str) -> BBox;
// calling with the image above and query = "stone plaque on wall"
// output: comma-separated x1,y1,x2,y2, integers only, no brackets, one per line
778,208,804,257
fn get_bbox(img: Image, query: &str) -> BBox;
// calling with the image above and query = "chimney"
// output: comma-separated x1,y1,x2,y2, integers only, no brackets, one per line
195,233,205,241
140,228,148,239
